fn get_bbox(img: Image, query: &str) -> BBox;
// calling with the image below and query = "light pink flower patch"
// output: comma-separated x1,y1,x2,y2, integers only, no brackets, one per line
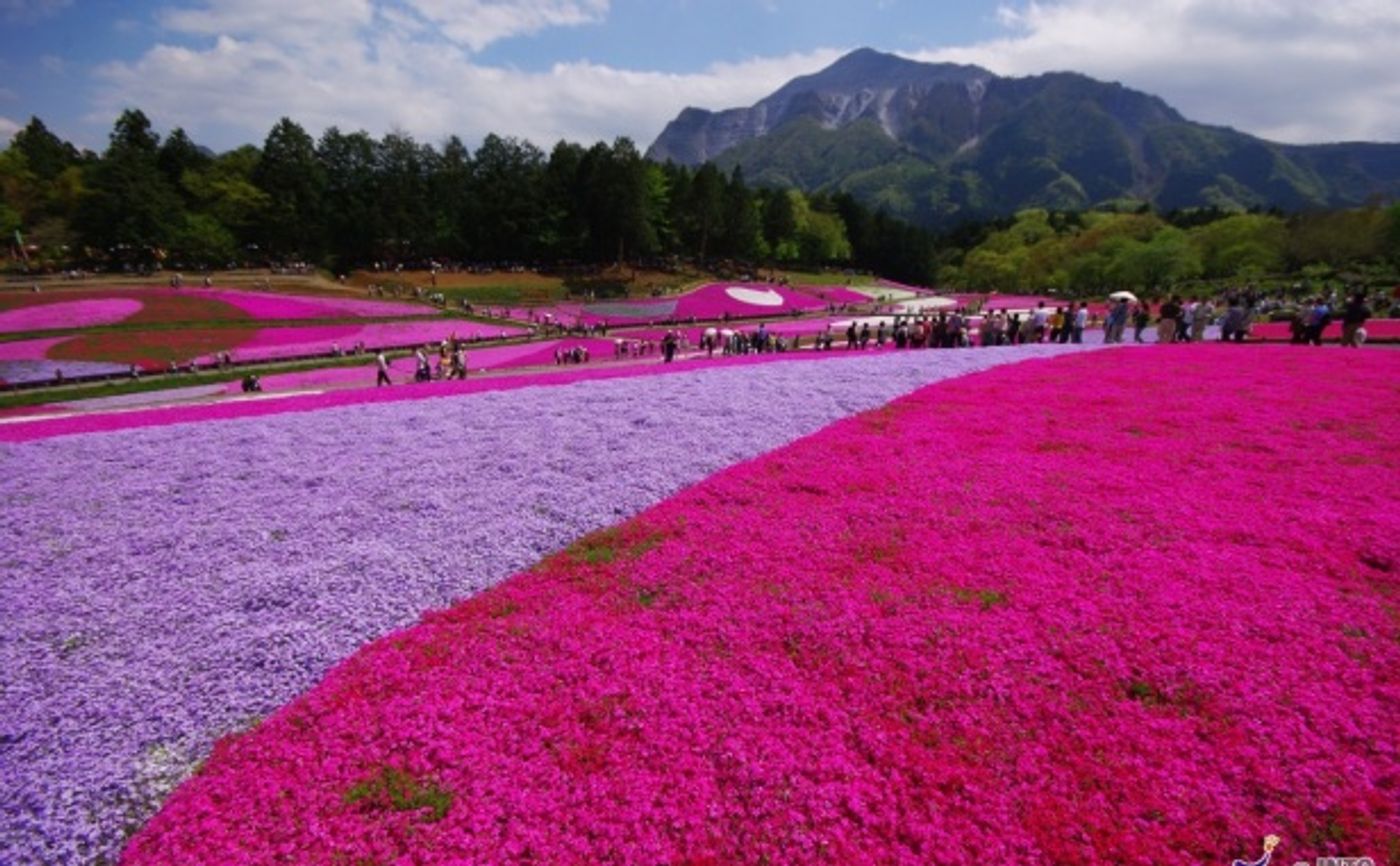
200,321,530,364
0,337,66,361
217,339,622,393
0,299,143,333
675,282,827,319
193,290,432,321
120,346,1400,866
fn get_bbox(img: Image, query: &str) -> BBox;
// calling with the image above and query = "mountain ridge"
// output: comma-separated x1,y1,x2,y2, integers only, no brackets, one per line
646,49,1400,226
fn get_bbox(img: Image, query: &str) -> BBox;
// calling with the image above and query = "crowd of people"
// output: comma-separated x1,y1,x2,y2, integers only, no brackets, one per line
374,339,472,386
1285,294,1374,347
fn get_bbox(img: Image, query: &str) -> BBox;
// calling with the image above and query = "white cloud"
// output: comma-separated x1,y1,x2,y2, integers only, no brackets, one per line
85,0,1400,154
93,2,843,152
912,0,1400,143
0,115,21,141
403,0,610,52
159,0,374,42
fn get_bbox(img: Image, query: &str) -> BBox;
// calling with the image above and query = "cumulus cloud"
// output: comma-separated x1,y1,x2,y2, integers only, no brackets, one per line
913,0,1400,143
93,1,843,151
0,115,21,141
85,0,1400,153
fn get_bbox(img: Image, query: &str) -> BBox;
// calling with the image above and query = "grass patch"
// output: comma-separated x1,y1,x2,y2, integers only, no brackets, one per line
343,767,454,824
952,587,1010,611
775,270,877,287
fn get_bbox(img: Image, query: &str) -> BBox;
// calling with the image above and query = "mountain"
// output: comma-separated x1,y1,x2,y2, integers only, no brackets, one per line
646,48,1400,226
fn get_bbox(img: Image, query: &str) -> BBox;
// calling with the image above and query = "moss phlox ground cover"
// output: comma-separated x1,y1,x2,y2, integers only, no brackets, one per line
121,347,1400,865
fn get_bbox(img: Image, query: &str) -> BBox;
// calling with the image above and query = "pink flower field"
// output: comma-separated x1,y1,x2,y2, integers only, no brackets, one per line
571,283,830,326
189,288,432,320
0,298,144,334
197,320,530,364
218,339,619,392
674,283,827,319
121,346,1399,866
0,287,433,331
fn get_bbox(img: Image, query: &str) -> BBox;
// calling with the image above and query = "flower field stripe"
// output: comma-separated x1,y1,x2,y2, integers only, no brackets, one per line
114,345,1400,865
0,336,133,384
0,287,433,327
203,320,529,364
0,343,1089,444
0,343,1098,865
0,299,144,334
190,289,433,321
215,340,625,394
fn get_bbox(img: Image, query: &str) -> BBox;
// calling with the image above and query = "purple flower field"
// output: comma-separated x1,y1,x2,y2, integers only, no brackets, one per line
0,343,1099,865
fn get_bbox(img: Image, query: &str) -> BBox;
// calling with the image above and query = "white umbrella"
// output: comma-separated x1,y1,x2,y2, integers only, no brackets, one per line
1108,291,1139,302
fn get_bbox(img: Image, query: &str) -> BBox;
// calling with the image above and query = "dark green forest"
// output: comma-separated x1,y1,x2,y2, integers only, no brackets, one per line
3,112,1398,292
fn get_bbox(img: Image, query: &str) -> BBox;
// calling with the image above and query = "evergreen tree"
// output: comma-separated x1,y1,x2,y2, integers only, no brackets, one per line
75,110,182,267
254,117,324,260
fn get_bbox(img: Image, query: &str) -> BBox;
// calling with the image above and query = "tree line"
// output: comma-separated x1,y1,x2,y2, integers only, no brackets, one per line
943,207,1400,294
3,111,1397,292
0,111,925,282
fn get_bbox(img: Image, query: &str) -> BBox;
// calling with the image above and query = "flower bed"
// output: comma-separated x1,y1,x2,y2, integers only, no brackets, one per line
792,285,872,305
218,339,621,394
0,288,432,330
0,336,136,383
3,320,528,372
0,289,248,329
0,299,144,334
0,345,1099,865
191,289,431,321
572,283,828,326
50,327,250,367
211,320,529,364
674,283,826,320
115,345,1400,866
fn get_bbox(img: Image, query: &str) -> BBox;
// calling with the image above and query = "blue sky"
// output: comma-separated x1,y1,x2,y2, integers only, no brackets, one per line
2,0,1398,153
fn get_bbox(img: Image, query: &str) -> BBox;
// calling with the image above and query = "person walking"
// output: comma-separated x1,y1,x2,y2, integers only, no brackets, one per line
1192,300,1212,342
1103,300,1125,344
1220,298,1245,342
1341,292,1371,347
1132,303,1150,343
1306,297,1332,346
1072,302,1088,343
375,351,392,386
1031,302,1049,342
1157,297,1179,344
